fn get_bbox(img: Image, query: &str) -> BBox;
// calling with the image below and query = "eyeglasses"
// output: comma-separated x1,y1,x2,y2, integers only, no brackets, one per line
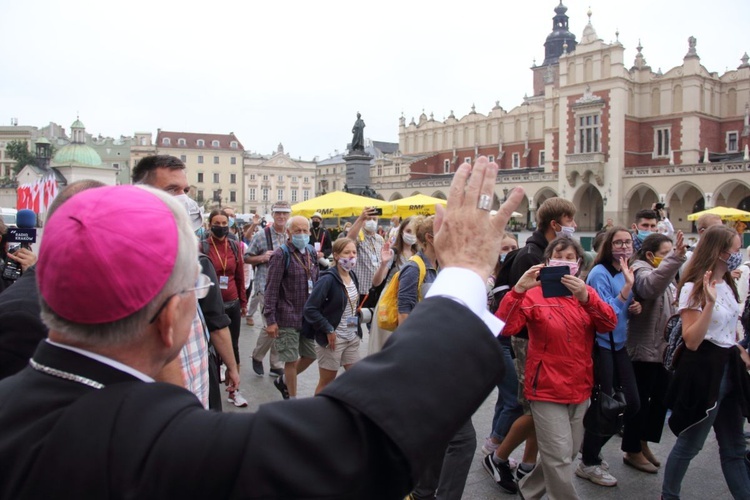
612,240,633,248
149,273,214,323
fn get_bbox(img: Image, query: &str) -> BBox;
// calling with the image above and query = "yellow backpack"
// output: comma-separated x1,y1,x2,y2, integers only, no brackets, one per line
377,255,426,330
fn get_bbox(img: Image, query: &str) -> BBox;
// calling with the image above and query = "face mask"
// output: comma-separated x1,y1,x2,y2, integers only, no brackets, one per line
723,251,743,272
637,229,652,241
555,223,576,239
612,249,633,262
650,255,664,268
228,217,235,228
402,232,417,246
291,234,309,251
312,220,321,229
211,225,229,238
175,193,204,232
195,227,206,239
338,257,356,272
499,252,507,263
364,220,378,233
548,259,579,276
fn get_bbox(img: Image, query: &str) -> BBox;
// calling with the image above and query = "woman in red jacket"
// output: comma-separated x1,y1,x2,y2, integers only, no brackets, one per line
496,237,617,499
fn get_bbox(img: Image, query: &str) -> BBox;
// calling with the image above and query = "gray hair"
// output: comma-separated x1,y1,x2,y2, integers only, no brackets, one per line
40,186,198,347
286,215,311,230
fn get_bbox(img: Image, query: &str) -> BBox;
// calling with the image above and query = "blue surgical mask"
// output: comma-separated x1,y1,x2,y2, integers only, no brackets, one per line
291,234,309,251
228,217,235,228
499,252,507,263
555,224,576,239
637,229,652,241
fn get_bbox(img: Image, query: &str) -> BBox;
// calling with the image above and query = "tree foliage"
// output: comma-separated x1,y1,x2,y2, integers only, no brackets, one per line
6,140,37,174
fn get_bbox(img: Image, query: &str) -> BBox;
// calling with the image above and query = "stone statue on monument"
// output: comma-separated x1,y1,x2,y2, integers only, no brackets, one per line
351,112,365,152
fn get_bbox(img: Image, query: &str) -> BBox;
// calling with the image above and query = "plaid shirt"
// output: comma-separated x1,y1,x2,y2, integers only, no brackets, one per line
354,232,384,294
178,310,209,408
246,226,287,295
264,245,319,329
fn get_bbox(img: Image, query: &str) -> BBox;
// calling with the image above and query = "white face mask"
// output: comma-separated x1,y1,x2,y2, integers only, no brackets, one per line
555,224,576,239
402,232,417,246
364,220,378,233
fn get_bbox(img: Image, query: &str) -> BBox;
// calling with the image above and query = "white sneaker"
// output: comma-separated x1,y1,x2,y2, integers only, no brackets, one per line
575,462,617,486
219,364,226,383
228,391,248,408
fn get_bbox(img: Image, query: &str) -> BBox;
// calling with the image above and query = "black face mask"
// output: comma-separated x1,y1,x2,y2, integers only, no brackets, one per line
312,220,321,229
211,225,229,238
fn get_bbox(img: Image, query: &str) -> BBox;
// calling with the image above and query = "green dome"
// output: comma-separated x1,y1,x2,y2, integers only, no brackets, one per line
71,119,85,129
52,143,102,167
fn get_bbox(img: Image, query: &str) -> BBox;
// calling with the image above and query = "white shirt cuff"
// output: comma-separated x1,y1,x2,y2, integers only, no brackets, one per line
425,267,505,336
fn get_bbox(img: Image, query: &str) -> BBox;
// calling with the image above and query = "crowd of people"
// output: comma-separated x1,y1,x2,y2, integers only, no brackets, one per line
0,154,749,499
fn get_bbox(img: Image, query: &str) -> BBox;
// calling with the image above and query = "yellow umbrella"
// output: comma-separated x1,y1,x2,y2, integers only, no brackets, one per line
291,191,393,218
687,206,750,222
391,194,447,217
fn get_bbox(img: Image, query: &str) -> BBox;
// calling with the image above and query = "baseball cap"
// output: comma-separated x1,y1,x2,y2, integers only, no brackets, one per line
37,185,179,324
271,201,291,213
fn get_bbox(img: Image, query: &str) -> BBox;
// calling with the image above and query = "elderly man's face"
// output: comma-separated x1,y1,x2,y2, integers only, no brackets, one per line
288,216,311,236
272,211,290,228
152,168,190,196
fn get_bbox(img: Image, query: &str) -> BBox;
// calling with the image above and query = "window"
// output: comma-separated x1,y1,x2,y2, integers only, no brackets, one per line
262,188,269,201
197,172,204,183
512,153,520,168
276,189,283,201
212,140,220,147
180,155,186,162
303,190,310,201
178,138,186,146
262,175,269,181
249,188,256,201
213,156,219,164
229,190,236,203
303,176,309,183
230,157,236,165
162,138,171,146
727,131,739,153
377,164,382,176
230,141,238,149
113,163,120,170
539,151,546,166
278,175,284,182
443,159,451,173
250,174,256,181
197,139,205,147
230,173,237,184
488,155,495,163
578,114,600,153
464,157,471,164
291,176,297,182
196,190,204,201
291,189,298,202
333,180,337,190
213,172,220,183
395,164,401,175
653,127,670,158
198,155,204,164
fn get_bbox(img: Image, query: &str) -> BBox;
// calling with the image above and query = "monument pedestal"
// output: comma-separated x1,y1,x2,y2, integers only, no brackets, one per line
344,151,372,195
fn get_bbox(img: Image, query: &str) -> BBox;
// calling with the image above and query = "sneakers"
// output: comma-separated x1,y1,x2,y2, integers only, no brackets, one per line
227,390,248,408
480,438,517,468
515,463,534,482
274,376,290,400
575,462,617,487
251,358,264,377
482,454,518,494
246,317,254,326
269,367,284,378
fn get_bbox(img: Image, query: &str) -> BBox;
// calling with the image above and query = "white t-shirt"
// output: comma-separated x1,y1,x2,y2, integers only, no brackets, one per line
678,281,740,348
335,280,359,341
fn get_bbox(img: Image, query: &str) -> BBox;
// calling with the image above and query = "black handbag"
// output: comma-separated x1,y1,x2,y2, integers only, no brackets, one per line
583,331,627,437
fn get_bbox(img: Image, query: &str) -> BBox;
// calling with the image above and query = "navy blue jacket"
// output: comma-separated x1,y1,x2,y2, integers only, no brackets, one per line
303,268,362,347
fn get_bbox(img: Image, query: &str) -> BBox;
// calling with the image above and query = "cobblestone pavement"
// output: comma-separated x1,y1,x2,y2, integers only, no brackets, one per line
226,316,734,500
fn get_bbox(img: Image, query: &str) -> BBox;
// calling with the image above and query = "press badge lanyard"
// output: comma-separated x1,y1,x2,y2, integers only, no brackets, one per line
210,237,230,290
292,250,314,294
342,280,358,328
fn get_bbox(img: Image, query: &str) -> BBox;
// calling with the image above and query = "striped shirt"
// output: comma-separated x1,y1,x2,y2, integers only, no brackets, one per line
246,226,287,295
354,232,384,295
335,280,360,341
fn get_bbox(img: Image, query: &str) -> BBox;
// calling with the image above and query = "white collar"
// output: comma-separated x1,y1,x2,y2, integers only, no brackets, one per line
46,339,154,382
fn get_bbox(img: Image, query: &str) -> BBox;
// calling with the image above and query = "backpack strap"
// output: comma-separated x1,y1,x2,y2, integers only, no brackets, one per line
411,255,427,301
264,226,274,251
200,237,209,256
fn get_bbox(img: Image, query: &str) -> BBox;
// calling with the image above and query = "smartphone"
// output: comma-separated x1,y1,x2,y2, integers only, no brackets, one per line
370,207,383,216
539,265,572,298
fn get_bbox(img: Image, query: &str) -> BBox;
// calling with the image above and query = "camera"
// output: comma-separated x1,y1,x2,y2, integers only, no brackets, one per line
369,207,383,216
654,203,665,211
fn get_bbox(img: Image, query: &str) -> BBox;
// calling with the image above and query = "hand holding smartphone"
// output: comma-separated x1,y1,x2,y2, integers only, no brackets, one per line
539,265,572,298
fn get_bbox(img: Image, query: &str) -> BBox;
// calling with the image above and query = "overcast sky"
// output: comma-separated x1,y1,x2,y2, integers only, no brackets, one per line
2,0,748,160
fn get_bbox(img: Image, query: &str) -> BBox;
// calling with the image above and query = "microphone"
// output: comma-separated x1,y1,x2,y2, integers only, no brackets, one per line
16,209,36,229
3,209,37,281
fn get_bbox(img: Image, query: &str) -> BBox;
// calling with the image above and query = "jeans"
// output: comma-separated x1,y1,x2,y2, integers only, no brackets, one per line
662,365,750,499
412,419,476,500
490,342,523,442
581,346,640,465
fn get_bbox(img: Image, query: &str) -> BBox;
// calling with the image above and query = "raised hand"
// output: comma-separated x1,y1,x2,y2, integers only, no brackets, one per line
703,270,717,304
514,263,543,293
674,230,687,257
620,257,634,287
380,241,394,264
433,156,524,281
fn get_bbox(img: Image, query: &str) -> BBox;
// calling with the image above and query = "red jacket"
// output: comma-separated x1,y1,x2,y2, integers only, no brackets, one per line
497,286,617,404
